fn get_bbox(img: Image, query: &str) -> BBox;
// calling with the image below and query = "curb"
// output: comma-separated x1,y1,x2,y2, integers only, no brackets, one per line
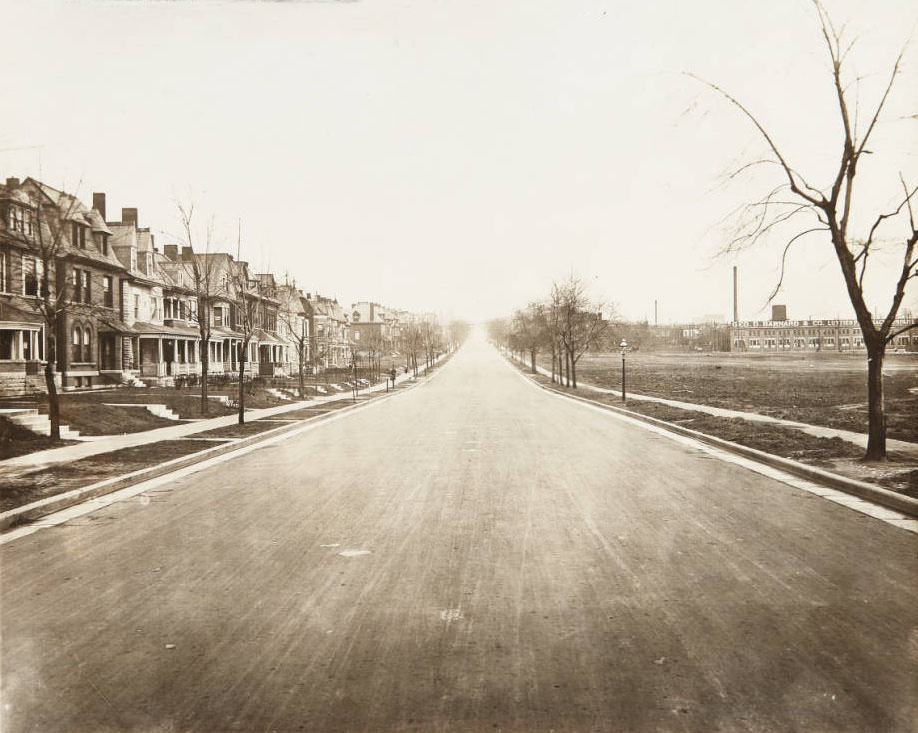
0,366,443,532
519,368,918,519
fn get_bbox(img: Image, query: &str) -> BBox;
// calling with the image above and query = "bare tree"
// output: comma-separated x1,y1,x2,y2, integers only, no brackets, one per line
176,202,222,416
363,331,385,381
553,275,609,389
277,287,309,398
421,317,442,371
402,322,423,377
8,181,83,439
693,1,917,459
511,300,550,373
229,260,259,424
486,318,511,351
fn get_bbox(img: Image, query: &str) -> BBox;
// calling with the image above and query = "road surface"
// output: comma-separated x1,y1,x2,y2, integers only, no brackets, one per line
2,335,916,731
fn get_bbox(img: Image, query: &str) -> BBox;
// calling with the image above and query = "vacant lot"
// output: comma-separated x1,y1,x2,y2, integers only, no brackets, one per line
539,351,918,443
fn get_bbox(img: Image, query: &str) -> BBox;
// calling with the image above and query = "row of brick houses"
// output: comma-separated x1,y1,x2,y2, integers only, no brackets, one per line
0,177,427,396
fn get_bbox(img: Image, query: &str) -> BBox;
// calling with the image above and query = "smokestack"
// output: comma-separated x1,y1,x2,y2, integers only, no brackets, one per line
733,266,738,322
654,299,658,326
122,207,138,227
92,193,106,220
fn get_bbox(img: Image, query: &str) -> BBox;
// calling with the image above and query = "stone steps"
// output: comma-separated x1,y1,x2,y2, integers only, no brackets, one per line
0,408,81,439
105,403,181,420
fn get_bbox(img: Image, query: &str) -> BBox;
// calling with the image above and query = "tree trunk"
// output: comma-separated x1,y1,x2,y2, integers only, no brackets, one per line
864,340,887,460
570,354,578,389
530,348,536,373
550,344,556,383
44,360,61,441
298,345,305,399
237,355,246,424
200,339,209,416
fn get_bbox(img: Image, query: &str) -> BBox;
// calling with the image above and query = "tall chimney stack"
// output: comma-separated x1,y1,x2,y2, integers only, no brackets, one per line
733,266,738,323
92,193,106,220
122,207,138,227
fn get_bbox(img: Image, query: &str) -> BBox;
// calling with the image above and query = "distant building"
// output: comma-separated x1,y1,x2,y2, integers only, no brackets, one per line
731,315,918,352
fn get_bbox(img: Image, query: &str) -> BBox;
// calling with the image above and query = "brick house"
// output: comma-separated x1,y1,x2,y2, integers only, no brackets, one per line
304,293,349,370
0,177,128,394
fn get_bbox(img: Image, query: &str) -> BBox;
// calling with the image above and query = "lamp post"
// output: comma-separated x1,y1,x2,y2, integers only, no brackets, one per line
619,339,628,403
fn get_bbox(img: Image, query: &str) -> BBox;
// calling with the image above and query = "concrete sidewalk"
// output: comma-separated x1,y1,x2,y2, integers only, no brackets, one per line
1,371,420,471
512,355,918,459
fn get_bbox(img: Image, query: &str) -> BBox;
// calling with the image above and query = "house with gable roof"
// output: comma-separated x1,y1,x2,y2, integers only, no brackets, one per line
0,177,129,393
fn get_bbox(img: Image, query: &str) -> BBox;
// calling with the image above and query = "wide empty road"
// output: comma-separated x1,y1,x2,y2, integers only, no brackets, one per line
2,336,916,732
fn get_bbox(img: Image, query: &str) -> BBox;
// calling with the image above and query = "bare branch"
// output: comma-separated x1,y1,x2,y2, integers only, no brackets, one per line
766,227,830,302
685,73,824,207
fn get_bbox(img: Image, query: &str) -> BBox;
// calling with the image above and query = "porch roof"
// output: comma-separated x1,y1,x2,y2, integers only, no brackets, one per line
255,329,284,345
132,321,201,338
98,317,134,334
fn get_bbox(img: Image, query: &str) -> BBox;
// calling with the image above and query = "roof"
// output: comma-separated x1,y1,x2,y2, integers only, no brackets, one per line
15,178,127,272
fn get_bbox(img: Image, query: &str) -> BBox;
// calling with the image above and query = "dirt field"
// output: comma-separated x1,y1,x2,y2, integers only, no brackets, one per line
540,351,918,443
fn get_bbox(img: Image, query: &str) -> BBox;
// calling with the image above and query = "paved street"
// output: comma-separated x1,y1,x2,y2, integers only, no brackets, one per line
2,336,916,732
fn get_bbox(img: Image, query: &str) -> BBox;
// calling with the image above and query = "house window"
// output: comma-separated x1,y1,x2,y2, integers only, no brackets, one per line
83,326,92,361
103,276,113,307
8,206,31,234
22,256,39,296
0,249,9,292
81,270,91,303
214,306,225,327
134,294,140,319
72,326,82,362
72,223,86,249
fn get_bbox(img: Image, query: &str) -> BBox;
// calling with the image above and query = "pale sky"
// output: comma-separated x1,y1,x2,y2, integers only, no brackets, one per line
2,0,916,324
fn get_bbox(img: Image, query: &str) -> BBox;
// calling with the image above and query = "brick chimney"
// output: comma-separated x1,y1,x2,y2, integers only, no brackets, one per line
92,193,106,219
164,244,179,261
181,246,194,260
121,207,138,227
6,177,20,187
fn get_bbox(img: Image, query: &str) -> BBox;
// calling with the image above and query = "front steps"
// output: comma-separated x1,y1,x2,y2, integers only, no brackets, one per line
0,408,81,439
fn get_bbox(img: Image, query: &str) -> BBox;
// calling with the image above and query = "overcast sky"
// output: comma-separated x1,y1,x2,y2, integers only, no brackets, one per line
2,0,916,324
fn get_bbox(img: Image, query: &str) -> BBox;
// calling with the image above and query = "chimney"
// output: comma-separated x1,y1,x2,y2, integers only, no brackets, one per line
733,266,738,323
122,207,138,227
181,246,194,260
6,177,20,187
93,193,106,219
772,304,787,322
164,244,178,261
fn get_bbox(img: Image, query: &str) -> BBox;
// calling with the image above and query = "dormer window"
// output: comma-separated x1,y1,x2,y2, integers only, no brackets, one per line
71,222,86,249
8,206,32,235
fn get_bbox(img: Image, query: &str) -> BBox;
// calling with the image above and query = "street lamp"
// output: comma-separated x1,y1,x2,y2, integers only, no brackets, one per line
619,339,628,403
